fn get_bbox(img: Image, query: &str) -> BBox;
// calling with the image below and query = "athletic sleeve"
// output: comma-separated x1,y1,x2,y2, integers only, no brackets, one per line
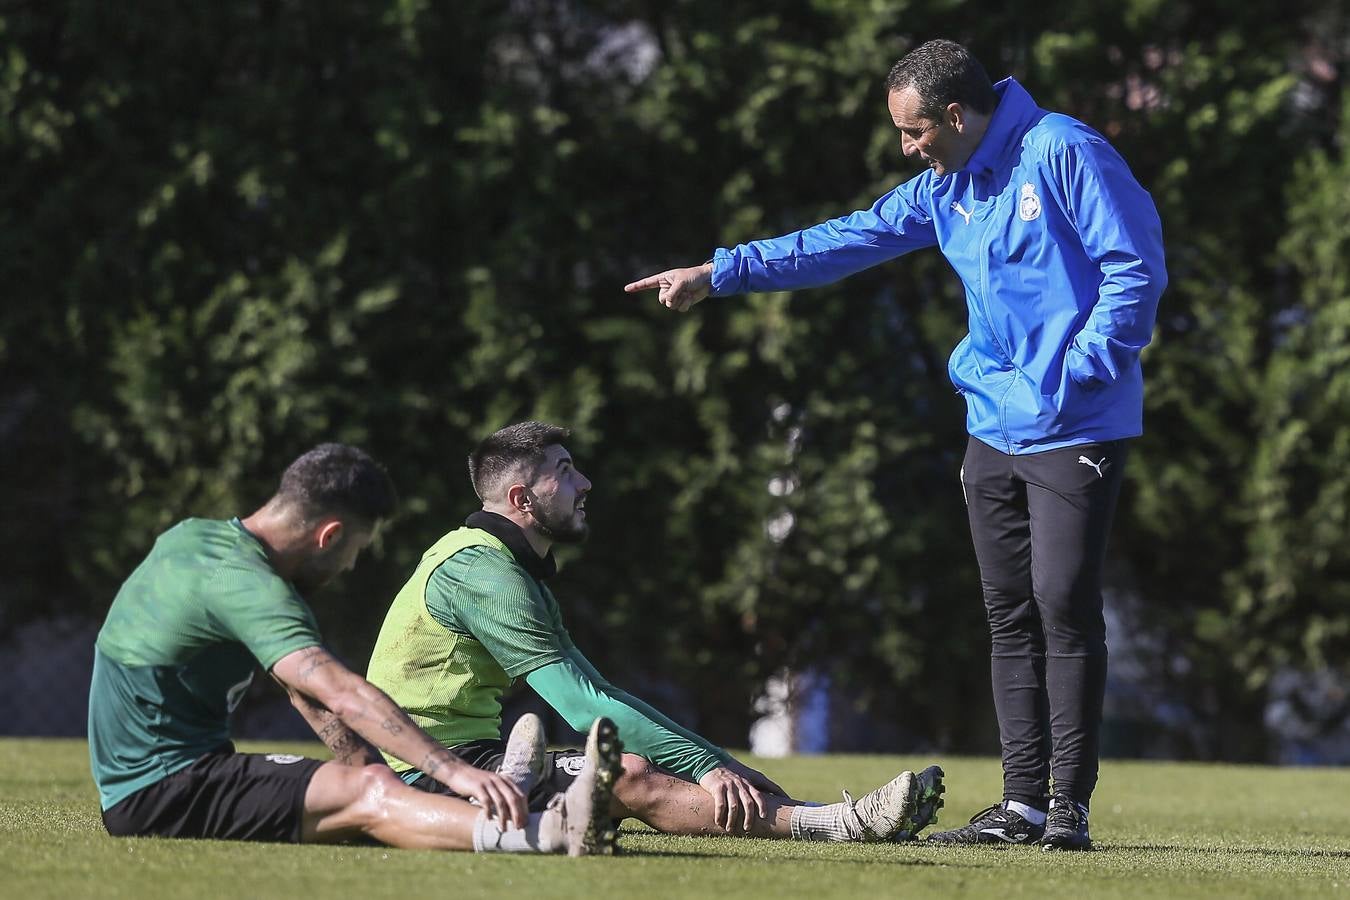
428,547,567,677
206,564,322,672
709,179,937,297
563,646,726,752
1049,140,1167,389
526,651,729,782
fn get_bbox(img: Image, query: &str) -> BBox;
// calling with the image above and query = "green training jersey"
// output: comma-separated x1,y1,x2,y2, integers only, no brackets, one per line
88,517,323,810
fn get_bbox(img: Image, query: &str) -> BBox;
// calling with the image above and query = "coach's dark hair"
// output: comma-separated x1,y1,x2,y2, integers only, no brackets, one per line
275,443,397,523
885,39,998,120
468,421,570,502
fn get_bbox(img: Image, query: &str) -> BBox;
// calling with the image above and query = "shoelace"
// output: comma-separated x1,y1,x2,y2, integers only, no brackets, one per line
1046,800,1081,831
839,789,867,840
965,805,1003,825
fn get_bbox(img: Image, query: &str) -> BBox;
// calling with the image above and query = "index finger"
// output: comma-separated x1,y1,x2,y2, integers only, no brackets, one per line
748,783,767,822
483,773,526,826
738,782,759,832
502,782,528,830
713,784,730,831
723,786,745,833
624,274,662,293
475,787,500,825
504,782,529,825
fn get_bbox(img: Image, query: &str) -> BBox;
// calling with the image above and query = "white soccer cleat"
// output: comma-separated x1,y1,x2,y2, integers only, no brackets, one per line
498,712,547,794
844,769,919,841
555,716,623,856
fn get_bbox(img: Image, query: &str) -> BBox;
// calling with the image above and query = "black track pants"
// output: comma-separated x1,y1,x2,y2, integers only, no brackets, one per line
960,436,1128,808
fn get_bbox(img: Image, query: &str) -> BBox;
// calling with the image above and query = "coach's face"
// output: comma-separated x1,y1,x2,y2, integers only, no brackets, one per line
524,444,591,544
888,86,980,177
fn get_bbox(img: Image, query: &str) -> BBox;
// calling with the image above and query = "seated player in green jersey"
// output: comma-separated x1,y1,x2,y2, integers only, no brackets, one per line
366,422,946,842
88,443,618,855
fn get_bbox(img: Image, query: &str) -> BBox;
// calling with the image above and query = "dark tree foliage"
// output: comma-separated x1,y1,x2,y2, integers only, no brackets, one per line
1,0,1345,757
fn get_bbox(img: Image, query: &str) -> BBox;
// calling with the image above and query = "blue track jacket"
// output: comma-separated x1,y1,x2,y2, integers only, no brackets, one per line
710,78,1167,455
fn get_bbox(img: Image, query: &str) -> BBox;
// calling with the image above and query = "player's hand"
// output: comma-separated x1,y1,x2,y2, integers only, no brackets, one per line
444,763,529,831
721,756,788,798
624,263,713,313
699,765,767,833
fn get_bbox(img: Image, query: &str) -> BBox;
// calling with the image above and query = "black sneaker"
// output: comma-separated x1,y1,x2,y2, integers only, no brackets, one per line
1040,794,1092,851
924,802,1044,846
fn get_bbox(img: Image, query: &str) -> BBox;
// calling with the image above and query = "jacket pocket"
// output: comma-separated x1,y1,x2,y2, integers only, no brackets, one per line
947,333,974,394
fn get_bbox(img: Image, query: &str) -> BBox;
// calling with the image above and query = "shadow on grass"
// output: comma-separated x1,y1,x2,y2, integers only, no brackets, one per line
616,846,973,866
1105,843,1350,860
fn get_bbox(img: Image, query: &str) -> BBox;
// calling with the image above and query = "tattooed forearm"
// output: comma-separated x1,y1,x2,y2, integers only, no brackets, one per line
420,753,445,782
307,673,457,781
314,713,378,765
329,729,378,766
290,686,379,766
298,649,338,681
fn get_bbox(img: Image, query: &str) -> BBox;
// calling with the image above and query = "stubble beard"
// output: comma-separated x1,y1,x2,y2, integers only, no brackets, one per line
532,502,589,544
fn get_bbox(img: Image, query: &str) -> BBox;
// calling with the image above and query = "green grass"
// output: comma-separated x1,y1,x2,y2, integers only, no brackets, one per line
2,739,1347,898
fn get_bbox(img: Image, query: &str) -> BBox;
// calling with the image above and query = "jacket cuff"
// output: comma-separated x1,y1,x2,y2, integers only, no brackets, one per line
1066,342,1110,390
708,248,737,297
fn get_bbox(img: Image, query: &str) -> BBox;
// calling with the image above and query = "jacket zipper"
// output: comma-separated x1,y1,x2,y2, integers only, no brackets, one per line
973,197,1018,453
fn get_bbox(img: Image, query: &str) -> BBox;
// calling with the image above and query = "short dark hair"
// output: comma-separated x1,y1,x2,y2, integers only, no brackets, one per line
884,39,998,119
468,421,570,502
275,443,397,523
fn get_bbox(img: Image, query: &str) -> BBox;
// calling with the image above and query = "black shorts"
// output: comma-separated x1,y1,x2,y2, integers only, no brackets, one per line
101,744,325,843
407,739,584,812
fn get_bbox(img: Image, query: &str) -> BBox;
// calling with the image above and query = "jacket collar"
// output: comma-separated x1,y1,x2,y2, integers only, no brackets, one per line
964,77,1040,177
464,510,557,581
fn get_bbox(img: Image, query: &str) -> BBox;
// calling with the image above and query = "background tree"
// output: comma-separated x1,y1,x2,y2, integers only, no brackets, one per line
0,0,1345,758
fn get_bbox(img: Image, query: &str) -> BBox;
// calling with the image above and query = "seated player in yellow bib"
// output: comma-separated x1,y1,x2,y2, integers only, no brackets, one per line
366,422,946,841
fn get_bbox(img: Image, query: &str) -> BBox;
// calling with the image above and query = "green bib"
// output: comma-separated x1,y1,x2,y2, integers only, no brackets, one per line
366,528,512,769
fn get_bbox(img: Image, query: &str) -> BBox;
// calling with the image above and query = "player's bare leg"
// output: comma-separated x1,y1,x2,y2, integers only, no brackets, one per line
298,714,617,854
610,755,944,841
301,762,483,849
610,755,799,837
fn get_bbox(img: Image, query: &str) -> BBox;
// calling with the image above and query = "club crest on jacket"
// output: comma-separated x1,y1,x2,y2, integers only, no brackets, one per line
1019,183,1042,222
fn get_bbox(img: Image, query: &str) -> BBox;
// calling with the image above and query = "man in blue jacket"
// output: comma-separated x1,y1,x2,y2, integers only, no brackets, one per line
625,38,1166,851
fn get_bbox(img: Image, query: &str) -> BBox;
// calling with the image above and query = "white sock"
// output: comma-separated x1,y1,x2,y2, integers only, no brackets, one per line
472,811,558,853
789,801,861,842
1049,796,1088,817
1003,800,1047,825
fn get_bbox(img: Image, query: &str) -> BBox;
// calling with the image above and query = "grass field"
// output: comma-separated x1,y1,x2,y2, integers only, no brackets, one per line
2,739,1346,899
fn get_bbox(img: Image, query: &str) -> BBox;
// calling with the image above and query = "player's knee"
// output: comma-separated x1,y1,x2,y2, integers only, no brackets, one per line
618,752,656,783
614,752,661,806
345,764,407,824
602,752,657,815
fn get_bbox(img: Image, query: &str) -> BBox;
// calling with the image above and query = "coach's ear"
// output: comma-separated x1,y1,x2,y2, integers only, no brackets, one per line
315,519,344,549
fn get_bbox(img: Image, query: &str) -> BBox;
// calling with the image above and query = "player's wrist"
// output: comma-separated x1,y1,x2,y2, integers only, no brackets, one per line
692,754,727,783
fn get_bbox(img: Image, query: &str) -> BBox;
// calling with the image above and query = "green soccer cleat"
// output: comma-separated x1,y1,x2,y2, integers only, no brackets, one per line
891,765,946,841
